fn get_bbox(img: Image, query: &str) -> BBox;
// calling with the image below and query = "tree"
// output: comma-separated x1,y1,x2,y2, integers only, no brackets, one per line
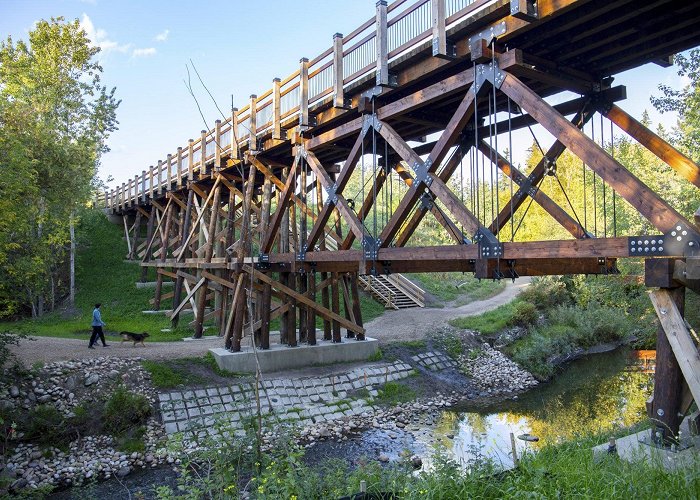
0,17,119,318
651,49,700,160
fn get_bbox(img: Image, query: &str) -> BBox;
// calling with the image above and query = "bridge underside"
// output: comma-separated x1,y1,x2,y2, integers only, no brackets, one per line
106,0,700,441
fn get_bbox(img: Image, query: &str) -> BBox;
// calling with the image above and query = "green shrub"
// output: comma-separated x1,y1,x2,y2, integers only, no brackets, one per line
23,405,73,448
520,277,572,311
103,386,151,435
509,301,538,326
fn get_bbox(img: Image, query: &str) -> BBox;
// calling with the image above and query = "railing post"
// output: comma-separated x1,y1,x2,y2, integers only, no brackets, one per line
120,182,126,211
214,119,221,175
333,33,346,108
157,160,163,194
432,0,453,58
149,166,154,199
188,139,194,181
249,94,257,151
272,78,282,141
141,170,147,202
231,108,239,160
166,153,172,190
176,147,183,188
299,57,310,131
133,175,139,204
375,0,389,87
200,130,207,178
127,178,132,206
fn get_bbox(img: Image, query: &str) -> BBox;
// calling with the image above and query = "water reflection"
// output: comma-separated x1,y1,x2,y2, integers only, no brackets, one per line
428,349,653,469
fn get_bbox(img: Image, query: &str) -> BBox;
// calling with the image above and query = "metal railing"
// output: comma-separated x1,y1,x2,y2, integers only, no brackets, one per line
102,0,497,211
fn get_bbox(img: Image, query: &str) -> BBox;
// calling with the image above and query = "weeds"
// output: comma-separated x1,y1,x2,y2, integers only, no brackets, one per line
375,382,417,405
367,349,384,362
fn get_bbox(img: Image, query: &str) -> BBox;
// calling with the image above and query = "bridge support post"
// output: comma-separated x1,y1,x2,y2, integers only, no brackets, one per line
646,258,685,442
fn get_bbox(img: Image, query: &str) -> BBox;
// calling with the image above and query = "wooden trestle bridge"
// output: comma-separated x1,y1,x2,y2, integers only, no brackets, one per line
103,0,700,440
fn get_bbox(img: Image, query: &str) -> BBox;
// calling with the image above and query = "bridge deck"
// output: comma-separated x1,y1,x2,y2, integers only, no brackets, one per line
105,0,700,216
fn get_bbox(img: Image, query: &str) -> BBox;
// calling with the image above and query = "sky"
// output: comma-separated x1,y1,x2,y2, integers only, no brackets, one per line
0,0,690,190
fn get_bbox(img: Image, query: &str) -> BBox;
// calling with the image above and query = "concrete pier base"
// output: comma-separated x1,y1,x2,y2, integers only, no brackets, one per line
210,337,379,373
592,417,700,471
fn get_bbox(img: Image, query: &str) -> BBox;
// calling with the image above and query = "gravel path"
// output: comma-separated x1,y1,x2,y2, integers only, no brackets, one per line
10,278,529,366
10,336,223,367
365,277,531,343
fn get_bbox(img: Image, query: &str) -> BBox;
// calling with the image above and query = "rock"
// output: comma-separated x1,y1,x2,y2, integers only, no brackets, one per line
84,374,100,387
10,386,19,398
38,395,52,404
378,454,390,463
517,433,539,442
30,451,42,460
108,370,120,379
10,478,28,491
410,455,423,469
116,466,131,478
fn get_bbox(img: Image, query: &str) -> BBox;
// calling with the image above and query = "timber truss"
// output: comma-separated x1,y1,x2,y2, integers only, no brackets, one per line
106,0,700,441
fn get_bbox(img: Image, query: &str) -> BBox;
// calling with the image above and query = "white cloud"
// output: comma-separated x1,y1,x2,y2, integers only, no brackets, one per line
79,0,97,5
132,47,157,57
154,29,169,42
80,14,130,54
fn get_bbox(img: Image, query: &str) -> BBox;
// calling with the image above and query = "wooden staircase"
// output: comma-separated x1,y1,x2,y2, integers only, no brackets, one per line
358,274,425,309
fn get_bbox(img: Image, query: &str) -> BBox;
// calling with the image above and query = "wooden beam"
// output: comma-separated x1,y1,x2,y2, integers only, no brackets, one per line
244,265,364,335
170,277,205,319
261,154,300,253
649,288,700,437
499,72,691,234
606,104,700,189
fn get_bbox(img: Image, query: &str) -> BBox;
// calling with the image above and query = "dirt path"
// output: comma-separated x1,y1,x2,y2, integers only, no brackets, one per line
365,277,531,343
10,336,223,367
10,278,529,366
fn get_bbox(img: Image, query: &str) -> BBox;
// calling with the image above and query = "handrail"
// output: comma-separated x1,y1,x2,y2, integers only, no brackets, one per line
105,0,499,210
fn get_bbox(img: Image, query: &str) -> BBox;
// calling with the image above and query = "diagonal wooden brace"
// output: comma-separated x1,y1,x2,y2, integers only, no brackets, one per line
499,72,691,234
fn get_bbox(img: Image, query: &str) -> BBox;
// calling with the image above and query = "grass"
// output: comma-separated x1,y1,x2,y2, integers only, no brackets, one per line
367,348,383,362
412,272,505,306
0,209,386,341
374,381,417,405
0,210,194,341
142,353,246,389
158,420,699,499
449,299,520,334
141,359,189,388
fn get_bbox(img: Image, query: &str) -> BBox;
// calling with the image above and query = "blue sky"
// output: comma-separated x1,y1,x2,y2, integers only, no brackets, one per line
1,0,688,189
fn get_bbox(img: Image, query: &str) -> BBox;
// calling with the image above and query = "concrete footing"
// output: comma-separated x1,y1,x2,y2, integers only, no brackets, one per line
592,417,700,470
210,337,379,373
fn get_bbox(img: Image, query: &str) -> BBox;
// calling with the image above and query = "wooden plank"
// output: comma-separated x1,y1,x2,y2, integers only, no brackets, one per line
376,0,389,86
170,277,205,319
299,58,309,129
333,33,345,108
477,140,588,239
261,154,300,253
500,72,690,234
175,176,221,260
244,265,364,335
649,288,700,433
305,150,372,247
305,129,367,249
607,104,700,189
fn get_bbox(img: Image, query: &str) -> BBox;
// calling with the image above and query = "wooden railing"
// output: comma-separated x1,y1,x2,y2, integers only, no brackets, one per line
101,0,498,211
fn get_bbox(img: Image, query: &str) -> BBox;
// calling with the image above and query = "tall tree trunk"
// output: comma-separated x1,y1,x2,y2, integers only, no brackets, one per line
69,215,76,308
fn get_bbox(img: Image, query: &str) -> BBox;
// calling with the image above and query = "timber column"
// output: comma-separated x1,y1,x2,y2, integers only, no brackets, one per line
646,258,685,442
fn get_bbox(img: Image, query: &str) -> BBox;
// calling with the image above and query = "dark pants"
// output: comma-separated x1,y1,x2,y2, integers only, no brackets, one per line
89,326,106,347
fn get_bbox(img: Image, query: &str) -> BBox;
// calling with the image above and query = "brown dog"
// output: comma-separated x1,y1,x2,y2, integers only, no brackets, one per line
120,331,150,347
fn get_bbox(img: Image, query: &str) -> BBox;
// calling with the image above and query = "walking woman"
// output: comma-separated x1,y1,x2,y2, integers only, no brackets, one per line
89,303,110,348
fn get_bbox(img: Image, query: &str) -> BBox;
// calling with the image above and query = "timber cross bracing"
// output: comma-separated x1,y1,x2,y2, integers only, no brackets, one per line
104,0,700,440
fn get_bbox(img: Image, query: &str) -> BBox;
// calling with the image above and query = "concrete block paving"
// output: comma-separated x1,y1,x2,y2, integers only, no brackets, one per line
158,360,416,436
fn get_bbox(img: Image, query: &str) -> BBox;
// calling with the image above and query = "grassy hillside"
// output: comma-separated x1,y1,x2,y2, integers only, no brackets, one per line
1,209,384,342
